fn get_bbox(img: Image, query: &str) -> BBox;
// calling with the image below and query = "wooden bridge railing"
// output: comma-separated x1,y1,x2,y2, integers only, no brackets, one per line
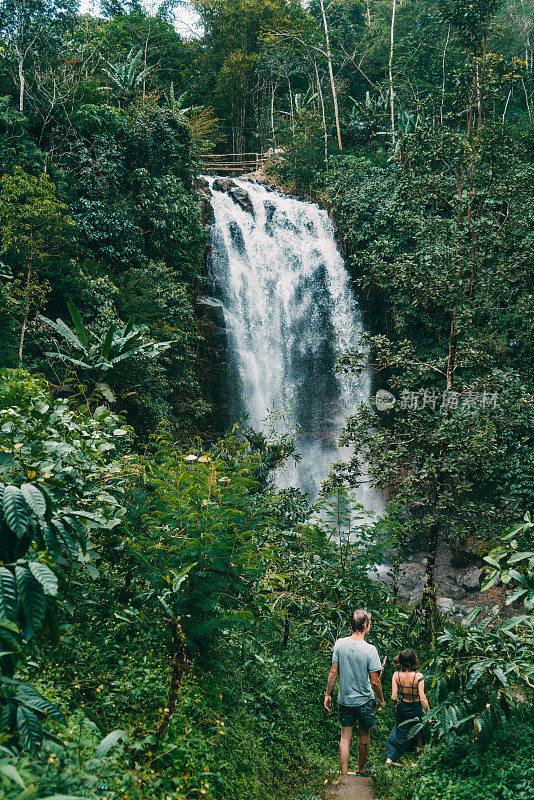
200,151,265,175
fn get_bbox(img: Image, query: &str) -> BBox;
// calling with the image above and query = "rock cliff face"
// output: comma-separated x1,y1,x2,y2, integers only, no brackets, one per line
193,179,229,431
196,176,215,225
210,177,255,215
382,541,512,623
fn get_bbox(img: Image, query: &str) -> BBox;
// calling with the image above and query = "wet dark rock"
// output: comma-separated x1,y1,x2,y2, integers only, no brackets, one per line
399,563,424,592
195,176,211,197
213,177,236,192
453,604,470,620
450,543,483,568
381,548,399,566
195,177,215,226
229,186,254,215
458,568,482,592
196,295,225,327
200,198,215,225
264,199,277,223
411,577,425,598
228,220,246,253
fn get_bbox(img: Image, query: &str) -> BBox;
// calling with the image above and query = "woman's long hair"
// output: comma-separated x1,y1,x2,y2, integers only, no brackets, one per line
394,649,419,671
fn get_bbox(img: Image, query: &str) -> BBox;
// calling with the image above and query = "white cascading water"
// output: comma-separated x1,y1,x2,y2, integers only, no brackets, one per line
207,177,381,512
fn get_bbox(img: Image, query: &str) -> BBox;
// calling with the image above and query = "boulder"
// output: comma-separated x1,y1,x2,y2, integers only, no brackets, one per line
397,562,424,592
196,295,225,327
229,186,254,215
437,597,454,612
195,176,211,198
381,547,399,567
194,177,215,225
412,551,429,566
453,604,470,620
458,568,482,592
410,577,425,598
199,198,215,225
450,542,483,568
213,177,236,192
449,585,466,600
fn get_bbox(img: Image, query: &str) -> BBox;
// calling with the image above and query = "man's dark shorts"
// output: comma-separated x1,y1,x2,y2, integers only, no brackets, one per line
338,698,376,729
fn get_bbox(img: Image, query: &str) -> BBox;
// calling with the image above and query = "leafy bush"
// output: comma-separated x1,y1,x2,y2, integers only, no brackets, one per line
374,718,534,800
0,368,127,750
424,610,533,743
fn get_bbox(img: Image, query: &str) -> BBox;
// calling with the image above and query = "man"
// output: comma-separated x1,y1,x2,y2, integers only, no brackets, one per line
324,609,385,777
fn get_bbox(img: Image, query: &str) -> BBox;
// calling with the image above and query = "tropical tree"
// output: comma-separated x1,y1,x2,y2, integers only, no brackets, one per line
0,167,74,367
100,47,153,104
39,299,174,402
0,0,78,111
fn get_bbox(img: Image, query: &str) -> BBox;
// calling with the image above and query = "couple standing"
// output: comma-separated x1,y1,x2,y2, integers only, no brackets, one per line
324,609,429,776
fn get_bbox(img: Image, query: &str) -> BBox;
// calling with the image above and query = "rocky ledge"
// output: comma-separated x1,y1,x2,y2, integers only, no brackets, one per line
381,541,514,624
211,177,254,215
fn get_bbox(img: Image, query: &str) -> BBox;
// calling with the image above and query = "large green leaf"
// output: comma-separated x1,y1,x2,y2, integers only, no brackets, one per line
122,316,135,336
41,523,60,555
37,314,84,351
28,562,58,596
95,729,128,759
14,566,46,638
2,678,63,722
0,762,25,788
0,568,17,621
44,353,92,369
20,484,46,519
3,486,29,538
16,705,42,751
100,324,116,361
52,520,79,558
66,299,90,352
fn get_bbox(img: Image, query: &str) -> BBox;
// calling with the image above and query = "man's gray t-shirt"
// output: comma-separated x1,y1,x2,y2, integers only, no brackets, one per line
332,637,382,707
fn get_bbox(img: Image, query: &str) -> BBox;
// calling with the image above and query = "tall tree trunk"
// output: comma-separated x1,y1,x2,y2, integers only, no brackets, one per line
271,81,276,143
314,60,328,168
288,78,294,137
440,25,451,125
18,54,25,112
155,619,187,744
319,0,342,150
143,34,149,101
389,0,397,142
18,253,33,367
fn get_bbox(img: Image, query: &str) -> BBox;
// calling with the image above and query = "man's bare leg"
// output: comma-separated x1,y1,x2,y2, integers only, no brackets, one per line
358,725,370,773
339,726,353,775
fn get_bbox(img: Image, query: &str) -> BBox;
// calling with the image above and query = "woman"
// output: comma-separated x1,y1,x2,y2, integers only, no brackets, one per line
385,649,429,765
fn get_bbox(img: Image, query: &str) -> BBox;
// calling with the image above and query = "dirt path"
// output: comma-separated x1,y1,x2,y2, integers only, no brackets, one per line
325,773,374,800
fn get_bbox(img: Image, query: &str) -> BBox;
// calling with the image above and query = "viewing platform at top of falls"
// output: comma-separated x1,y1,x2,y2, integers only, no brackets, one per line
200,152,265,176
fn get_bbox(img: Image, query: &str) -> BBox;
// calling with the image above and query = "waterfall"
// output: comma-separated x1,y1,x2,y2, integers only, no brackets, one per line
207,177,381,511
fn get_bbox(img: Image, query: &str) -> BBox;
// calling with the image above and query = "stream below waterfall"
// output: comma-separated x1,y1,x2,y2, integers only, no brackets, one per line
206,177,382,514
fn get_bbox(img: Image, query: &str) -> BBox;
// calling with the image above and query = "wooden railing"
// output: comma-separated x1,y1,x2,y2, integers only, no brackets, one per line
200,152,264,175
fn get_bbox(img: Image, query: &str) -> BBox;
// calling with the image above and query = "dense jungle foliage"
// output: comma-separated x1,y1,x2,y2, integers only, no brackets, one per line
0,1,533,799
